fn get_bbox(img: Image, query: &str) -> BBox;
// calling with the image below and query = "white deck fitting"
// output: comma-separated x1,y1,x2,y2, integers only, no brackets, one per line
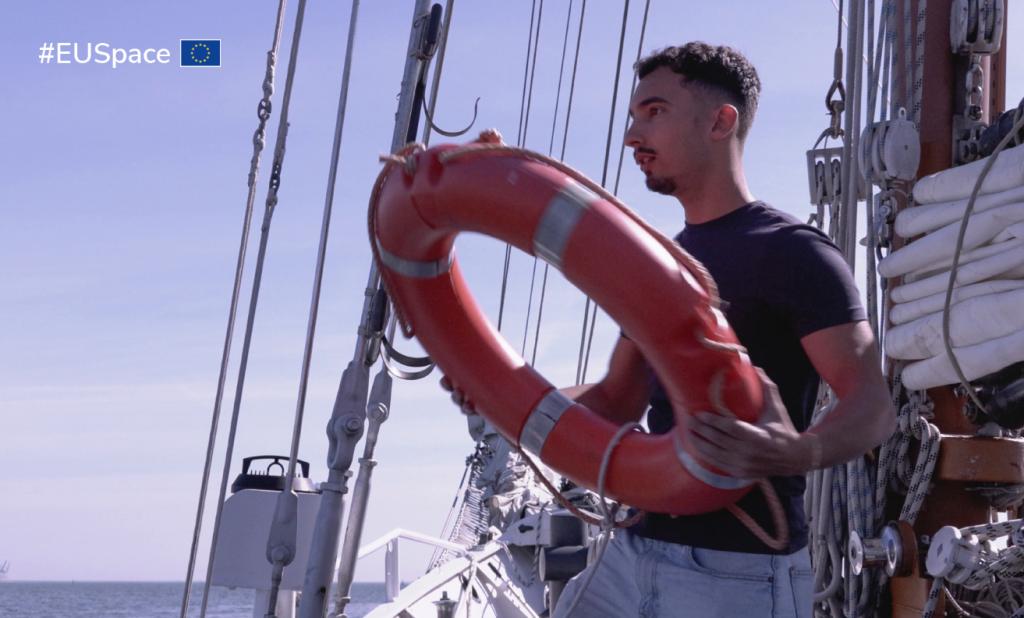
890,278,1024,325
912,143,1024,204
885,289,1024,360
210,490,321,591
902,326,1024,390
879,202,1024,278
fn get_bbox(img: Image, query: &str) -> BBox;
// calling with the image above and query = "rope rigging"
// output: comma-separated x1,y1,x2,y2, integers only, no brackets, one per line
495,0,543,334
808,1,894,615
193,0,311,615
513,0,549,363
187,2,463,617
529,0,586,367
577,0,635,386
179,1,291,615
264,0,363,613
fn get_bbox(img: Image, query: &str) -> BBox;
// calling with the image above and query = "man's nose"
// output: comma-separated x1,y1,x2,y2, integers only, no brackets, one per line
624,120,641,148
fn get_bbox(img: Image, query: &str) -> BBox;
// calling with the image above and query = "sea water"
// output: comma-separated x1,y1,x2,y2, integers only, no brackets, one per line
0,581,385,617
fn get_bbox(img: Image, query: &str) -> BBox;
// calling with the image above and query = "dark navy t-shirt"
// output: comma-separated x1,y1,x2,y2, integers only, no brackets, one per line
631,201,865,554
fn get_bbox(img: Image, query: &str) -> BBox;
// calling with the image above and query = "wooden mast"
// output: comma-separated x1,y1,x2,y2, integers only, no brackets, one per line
888,2,1014,616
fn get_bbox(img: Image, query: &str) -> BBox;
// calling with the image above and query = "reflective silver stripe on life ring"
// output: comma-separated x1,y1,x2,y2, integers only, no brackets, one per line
520,389,575,455
673,432,753,490
375,237,453,279
532,180,598,270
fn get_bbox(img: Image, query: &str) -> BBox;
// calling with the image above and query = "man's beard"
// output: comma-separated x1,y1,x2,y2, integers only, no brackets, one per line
645,174,677,195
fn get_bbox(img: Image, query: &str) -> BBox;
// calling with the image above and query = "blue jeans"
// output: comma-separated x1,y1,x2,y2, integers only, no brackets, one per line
552,530,813,617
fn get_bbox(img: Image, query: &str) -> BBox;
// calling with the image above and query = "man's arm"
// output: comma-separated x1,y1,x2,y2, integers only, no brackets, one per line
798,320,897,467
560,335,651,425
442,334,651,426
686,320,896,477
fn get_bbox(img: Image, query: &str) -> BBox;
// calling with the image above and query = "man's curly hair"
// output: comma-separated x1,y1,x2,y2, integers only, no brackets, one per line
636,42,761,141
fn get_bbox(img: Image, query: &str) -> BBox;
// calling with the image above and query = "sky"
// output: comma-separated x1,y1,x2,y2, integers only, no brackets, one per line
1,0,1022,589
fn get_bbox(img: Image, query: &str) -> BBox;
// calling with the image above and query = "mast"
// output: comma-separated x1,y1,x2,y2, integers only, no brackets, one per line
886,2,1014,616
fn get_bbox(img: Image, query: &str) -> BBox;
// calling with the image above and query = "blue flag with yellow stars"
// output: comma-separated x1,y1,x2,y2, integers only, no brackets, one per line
180,40,221,67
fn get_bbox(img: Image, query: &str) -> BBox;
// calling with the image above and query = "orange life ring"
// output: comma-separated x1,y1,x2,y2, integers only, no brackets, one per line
369,133,764,515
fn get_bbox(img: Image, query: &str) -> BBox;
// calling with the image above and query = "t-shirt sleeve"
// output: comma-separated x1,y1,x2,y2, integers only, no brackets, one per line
769,226,866,338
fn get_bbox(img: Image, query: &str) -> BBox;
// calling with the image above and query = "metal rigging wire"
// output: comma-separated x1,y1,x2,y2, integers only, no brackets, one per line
496,0,541,333
527,0,591,367
178,0,290,615
578,0,650,385
259,3,364,614
514,0,547,357
612,0,652,197
522,0,577,364
197,0,311,614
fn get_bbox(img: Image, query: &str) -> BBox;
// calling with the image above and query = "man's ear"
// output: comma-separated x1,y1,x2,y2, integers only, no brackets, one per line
710,104,740,141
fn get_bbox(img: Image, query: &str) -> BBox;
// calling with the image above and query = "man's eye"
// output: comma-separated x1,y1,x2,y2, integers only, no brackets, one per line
649,107,663,117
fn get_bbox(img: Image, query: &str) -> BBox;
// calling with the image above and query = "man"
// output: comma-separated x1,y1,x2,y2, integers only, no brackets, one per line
548,43,896,617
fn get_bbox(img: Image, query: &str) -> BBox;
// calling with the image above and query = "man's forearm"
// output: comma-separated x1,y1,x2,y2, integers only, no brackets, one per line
559,383,645,425
802,387,896,471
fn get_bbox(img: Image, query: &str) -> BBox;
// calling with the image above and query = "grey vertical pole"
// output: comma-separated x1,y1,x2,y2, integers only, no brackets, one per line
331,371,392,617
841,0,866,267
297,2,432,617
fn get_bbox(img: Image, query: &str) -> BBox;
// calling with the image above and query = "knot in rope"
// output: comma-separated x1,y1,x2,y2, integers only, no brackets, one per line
378,144,425,177
898,390,934,435
476,128,504,144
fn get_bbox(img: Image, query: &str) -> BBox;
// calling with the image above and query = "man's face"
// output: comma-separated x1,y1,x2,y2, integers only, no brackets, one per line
625,67,712,196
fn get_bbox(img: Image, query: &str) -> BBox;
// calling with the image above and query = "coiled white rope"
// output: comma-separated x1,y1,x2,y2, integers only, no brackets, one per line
809,385,941,617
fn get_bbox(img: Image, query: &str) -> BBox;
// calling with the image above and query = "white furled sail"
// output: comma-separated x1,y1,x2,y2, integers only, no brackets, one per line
912,142,1024,204
890,278,1024,325
885,289,1024,360
889,246,1024,303
903,238,1024,283
878,202,1024,278
886,143,1024,391
902,327,1024,390
896,185,1024,237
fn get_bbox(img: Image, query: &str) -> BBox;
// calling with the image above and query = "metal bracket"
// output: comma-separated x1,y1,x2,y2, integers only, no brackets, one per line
954,115,987,165
951,0,1004,56
806,147,844,207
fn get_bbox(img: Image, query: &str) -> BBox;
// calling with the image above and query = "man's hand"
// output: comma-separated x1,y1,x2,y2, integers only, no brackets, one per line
684,369,817,479
439,375,478,415
440,376,491,441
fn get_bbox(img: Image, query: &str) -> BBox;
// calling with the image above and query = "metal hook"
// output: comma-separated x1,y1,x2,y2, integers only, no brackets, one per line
824,46,847,140
380,334,435,381
421,96,480,138
824,80,846,140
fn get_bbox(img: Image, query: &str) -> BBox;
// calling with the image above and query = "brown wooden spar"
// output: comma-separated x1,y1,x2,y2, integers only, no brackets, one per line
887,2,1018,616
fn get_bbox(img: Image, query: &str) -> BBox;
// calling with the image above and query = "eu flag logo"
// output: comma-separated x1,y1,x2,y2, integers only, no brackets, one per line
180,39,221,67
